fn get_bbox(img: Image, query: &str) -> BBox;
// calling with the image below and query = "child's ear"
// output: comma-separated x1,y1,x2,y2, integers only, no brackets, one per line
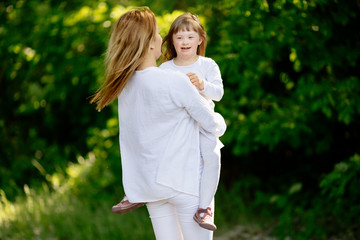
198,38,203,45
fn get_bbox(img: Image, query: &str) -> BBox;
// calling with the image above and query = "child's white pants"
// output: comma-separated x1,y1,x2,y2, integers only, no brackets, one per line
199,132,221,209
146,193,213,240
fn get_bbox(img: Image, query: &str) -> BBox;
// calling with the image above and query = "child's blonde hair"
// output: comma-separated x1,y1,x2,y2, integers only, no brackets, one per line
90,7,157,111
162,13,207,62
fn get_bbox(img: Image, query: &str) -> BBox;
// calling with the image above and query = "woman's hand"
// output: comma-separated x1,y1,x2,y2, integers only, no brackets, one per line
186,72,204,90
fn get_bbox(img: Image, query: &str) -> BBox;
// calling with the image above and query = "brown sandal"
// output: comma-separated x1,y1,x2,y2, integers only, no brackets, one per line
112,197,145,215
193,207,217,231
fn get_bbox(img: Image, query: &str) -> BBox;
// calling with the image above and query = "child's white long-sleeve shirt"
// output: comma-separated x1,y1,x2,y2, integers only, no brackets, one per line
117,67,226,203
159,56,224,109
160,56,225,147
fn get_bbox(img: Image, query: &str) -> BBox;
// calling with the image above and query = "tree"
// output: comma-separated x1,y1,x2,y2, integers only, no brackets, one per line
0,0,114,198
202,0,360,237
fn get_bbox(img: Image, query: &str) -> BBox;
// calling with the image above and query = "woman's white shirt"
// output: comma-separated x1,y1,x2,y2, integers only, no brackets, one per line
117,67,226,203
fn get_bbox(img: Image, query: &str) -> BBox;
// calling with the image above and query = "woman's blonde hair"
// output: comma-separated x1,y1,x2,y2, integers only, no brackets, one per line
162,13,207,62
90,7,157,111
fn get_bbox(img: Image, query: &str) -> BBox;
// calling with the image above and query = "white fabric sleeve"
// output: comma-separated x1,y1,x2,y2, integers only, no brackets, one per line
199,59,224,101
170,74,226,137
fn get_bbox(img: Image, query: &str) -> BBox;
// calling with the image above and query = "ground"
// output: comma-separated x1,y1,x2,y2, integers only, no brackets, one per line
215,225,279,240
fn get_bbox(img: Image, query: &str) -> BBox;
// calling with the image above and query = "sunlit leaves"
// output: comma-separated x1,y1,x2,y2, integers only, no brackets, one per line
156,10,184,36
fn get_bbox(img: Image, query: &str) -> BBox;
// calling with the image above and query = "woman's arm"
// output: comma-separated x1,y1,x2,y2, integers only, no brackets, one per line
169,73,226,137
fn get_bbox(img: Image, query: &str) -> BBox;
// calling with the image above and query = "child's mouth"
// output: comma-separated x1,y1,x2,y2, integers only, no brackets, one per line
181,47,191,50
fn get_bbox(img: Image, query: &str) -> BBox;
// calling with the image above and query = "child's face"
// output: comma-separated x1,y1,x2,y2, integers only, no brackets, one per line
173,29,202,60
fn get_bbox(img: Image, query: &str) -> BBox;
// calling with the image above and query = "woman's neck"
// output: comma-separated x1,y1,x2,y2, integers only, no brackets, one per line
173,55,199,66
137,54,157,71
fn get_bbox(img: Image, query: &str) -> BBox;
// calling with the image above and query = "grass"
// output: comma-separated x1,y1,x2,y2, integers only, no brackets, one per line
0,188,154,240
0,150,255,240
0,184,262,240
1,153,359,240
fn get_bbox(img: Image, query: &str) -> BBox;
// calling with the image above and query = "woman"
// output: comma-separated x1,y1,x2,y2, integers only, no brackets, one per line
90,7,226,240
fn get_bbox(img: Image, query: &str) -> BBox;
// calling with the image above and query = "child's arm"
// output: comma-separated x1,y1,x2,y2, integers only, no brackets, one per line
200,59,224,101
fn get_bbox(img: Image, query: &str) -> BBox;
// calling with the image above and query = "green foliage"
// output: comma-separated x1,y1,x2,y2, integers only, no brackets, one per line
319,153,360,233
200,0,360,238
249,153,360,239
0,0,116,198
204,0,360,156
0,115,152,239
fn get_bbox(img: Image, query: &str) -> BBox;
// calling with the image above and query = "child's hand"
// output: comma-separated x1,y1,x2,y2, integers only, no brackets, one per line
186,72,204,90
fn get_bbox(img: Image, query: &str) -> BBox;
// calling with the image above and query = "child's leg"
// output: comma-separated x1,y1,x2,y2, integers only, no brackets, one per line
199,133,221,209
193,134,220,231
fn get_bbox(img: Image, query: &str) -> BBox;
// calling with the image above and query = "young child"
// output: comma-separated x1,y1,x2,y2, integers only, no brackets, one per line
112,13,225,231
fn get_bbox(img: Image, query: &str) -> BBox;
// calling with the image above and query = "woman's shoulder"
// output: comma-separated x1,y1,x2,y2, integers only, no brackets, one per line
159,60,173,69
154,66,187,80
137,67,188,90
136,66,179,78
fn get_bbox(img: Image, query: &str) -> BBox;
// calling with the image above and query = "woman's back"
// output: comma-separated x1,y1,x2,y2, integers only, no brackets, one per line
118,67,206,203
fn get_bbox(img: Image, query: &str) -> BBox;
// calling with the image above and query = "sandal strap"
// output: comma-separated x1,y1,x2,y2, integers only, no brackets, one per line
116,200,129,206
196,207,213,218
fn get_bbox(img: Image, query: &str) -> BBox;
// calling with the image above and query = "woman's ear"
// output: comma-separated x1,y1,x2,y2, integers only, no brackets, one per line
149,39,156,51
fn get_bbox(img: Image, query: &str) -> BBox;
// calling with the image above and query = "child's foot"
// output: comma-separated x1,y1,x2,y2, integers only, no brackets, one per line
112,197,145,215
193,207,217,231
